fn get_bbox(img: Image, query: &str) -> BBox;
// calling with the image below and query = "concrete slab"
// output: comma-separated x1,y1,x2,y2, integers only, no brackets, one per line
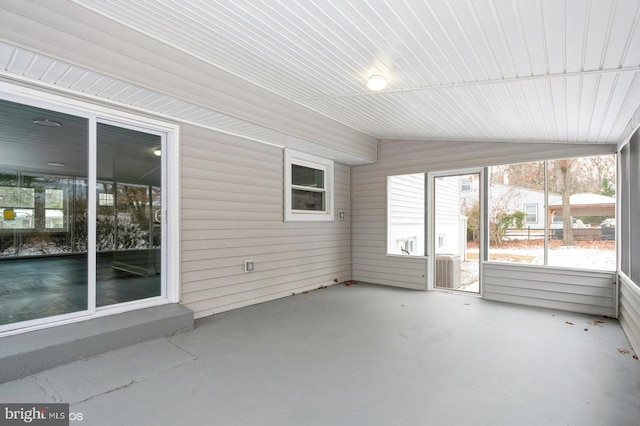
1,284,638,426
0,303,193,383
0,375,52,403
39,339,197,404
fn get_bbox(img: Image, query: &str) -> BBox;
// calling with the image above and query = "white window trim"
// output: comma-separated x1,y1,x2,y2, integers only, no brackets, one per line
284,149,334,222
524,203,538,223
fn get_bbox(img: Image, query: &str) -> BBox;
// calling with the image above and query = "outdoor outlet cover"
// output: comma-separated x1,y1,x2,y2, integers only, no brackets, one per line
245,260,254,273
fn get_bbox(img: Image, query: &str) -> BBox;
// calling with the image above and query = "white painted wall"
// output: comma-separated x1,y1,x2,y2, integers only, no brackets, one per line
180,124,351,318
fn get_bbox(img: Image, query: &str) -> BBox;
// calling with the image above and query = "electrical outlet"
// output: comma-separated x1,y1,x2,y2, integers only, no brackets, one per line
244,260,255,273
338,210,345,220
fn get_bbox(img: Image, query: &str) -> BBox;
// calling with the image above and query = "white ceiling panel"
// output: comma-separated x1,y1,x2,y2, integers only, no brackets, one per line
65,0,640,145
1,0,639,158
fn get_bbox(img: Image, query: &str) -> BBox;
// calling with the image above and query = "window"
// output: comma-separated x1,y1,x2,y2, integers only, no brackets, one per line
284,149,334,221
0,186,35,229
98,192,114,206
387,173,425,256
395,236,417,255
524,203,537,224
45,189,64,229
461,178,471,191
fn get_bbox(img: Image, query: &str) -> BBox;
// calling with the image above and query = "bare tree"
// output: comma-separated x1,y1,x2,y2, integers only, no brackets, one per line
572,155,616,195
553,159,575,246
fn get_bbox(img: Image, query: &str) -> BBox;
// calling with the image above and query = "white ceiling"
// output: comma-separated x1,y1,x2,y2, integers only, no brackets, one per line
71,0,640,145
2,0,640,162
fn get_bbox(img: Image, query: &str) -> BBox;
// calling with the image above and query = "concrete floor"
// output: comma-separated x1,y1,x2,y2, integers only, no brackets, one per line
1,283,639,426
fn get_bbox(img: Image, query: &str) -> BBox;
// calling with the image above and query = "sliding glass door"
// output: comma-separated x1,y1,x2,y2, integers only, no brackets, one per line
0,96,167,333
96,123,162,307
0,100,89,326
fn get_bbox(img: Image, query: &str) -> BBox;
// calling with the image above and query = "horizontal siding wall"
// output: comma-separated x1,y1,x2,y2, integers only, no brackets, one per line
619,273,640,354
352,139,616,290
352,180,426,290
483,263,616,317
181,124,351,319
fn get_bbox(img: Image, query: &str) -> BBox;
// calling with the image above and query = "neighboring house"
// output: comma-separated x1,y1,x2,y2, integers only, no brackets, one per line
488,183,561,231
434,176,467,259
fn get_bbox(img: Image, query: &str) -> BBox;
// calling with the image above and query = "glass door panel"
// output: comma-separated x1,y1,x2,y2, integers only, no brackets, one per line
96,123,162,307
0,100,89,326
433,173,481,293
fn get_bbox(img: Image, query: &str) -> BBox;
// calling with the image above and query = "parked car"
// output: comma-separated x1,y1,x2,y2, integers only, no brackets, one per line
550,216,587,228
600,218,615,240
600,218,615,228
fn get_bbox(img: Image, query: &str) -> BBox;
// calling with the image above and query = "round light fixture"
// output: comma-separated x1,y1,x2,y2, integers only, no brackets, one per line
367,75,387,91
153,149,162,157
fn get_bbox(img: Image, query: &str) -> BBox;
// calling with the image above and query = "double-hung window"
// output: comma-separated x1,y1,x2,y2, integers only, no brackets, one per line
284,149,334,221
524,203,537,224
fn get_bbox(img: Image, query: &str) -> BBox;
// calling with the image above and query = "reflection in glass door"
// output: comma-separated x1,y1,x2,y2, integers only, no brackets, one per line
433,172,481,293
0,100,89,327
96,123,162,307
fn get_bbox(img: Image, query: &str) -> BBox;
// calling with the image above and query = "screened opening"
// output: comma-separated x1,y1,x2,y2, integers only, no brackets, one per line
487,155,616,271
387,173,425,256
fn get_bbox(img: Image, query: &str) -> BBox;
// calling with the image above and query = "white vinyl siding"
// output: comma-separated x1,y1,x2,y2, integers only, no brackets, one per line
434,176,465,257
387,173,425,256
180,125,350,318
352,139,616,291
619,273,640,355
483,263,616,317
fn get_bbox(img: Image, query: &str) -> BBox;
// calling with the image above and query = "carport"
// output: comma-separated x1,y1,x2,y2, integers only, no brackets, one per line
548,193,616,240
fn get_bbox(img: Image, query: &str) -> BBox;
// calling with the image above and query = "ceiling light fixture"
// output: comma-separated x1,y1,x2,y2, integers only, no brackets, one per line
47,162,66,167
32,118,63,128
367,75,387,91
153,149,162,156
